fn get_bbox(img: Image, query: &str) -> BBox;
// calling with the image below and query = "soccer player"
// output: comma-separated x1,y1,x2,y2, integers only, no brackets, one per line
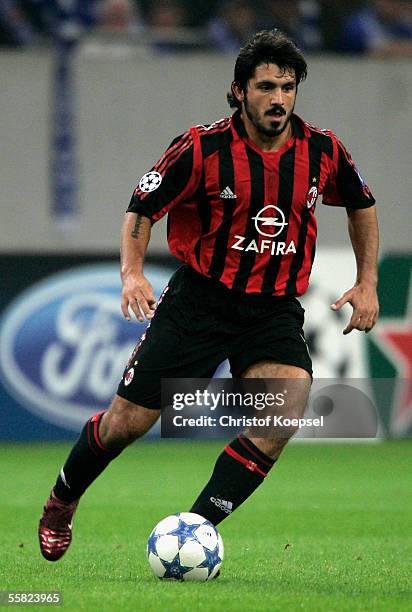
39,30,379,561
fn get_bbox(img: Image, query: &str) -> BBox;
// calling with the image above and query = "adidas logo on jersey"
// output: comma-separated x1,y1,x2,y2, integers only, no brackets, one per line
210,497,233,514
220,186,237,199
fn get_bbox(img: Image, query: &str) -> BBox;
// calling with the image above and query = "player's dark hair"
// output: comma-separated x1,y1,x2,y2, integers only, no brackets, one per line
227,30,308,108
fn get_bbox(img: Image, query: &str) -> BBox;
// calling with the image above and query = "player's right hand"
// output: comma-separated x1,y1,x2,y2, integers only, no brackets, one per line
121,273,157,322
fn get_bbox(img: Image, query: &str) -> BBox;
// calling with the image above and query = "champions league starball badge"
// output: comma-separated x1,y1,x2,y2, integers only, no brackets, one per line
139,171,162,193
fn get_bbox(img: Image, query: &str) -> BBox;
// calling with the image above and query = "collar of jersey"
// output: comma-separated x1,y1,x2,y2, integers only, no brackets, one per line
231,110,310,155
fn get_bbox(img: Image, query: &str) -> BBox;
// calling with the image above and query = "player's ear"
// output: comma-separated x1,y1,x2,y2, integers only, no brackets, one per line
232,81,244,104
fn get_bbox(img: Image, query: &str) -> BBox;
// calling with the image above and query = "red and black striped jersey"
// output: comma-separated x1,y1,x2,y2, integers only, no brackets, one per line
128,111,375,296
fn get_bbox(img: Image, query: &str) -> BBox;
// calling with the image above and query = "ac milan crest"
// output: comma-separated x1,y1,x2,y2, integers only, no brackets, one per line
124,368,135,386
306,186,318,209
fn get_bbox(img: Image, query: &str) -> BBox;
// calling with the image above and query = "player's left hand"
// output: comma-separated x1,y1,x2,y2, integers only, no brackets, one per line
330,282,379,335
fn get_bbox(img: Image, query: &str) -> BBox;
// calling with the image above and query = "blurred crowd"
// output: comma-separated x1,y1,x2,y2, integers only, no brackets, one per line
1,0,411,56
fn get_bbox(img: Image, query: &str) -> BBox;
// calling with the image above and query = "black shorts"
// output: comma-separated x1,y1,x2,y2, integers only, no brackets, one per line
117,265,312,409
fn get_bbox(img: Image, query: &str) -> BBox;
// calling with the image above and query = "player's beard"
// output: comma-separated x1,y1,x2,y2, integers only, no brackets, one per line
243,94,295,138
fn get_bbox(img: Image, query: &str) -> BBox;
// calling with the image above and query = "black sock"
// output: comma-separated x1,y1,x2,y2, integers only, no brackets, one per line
190,435,275,525
53,411,122,503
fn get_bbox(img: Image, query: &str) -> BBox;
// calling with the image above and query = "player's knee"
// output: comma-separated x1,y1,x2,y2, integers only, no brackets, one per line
99,397,159,448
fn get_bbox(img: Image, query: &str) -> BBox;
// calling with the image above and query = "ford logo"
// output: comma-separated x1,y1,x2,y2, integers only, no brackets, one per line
0,263,172,431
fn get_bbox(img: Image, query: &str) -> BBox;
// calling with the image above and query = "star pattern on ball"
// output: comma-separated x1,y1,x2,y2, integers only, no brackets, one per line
167,519,201,547
199,544,222,577
147,531,161,556
161,553,192,580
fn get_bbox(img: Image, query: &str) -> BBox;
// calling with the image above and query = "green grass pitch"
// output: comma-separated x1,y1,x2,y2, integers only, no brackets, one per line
1,441,411,611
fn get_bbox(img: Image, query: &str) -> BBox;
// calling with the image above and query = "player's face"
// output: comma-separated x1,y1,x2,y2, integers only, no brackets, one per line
238,63,297,138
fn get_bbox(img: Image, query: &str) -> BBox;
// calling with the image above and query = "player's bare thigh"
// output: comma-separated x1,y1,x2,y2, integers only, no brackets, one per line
242,361,312,459
99,395,160,448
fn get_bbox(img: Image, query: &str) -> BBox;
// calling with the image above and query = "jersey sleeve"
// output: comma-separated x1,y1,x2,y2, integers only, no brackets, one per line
322,138,375,208
127,129,201,222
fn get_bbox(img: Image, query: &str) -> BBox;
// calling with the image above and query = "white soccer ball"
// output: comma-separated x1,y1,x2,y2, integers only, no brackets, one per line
147,512,224,581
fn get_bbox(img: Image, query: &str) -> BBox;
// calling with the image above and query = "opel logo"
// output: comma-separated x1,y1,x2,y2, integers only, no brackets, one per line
252,205,288,238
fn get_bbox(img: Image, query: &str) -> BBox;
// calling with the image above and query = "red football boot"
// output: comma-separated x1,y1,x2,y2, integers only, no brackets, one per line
38,491,79,561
